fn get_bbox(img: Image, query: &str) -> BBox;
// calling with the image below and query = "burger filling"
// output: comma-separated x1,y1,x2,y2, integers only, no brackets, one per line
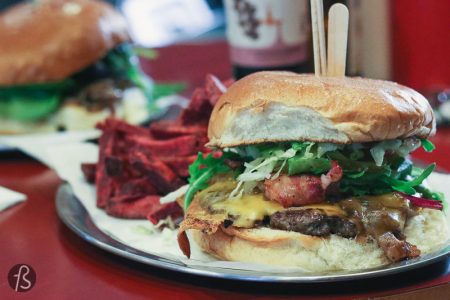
181,138,444,262
0,44,152,127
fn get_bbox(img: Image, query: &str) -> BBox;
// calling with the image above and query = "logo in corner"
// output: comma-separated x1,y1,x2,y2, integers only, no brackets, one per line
8,264,36,292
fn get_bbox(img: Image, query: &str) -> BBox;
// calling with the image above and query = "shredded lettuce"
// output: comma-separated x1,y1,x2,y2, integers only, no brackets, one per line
229,147,297,198
370,140,402,166
370,138,421,166
317,143,340,157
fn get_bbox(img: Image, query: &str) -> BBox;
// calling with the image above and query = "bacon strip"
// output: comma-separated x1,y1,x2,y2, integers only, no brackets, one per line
321,161,343,190
264,161,343,207
177,196,227,257
377,232,420,262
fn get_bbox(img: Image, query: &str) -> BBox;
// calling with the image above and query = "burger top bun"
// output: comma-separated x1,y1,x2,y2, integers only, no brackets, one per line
0,0,130,85
207,72,436,148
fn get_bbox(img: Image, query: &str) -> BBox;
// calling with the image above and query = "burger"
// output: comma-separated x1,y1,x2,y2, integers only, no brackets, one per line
0,0,152,134
177,71,449,272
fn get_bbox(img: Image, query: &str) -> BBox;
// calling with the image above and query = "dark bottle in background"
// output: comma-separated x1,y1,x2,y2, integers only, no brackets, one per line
224,0,311,79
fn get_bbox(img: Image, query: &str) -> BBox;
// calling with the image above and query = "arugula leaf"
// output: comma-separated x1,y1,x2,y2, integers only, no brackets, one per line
345,169,367,179
340,170,393,196
421,139,435,152
405,163,435,187
184,153,231,210
388,183,417,195
380,163,435,195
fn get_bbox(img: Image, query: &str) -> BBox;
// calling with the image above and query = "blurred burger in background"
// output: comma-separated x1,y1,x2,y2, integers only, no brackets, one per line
0,0,152,134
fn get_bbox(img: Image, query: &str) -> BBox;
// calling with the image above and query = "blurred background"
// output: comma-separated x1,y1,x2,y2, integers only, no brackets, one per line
1,0,449,123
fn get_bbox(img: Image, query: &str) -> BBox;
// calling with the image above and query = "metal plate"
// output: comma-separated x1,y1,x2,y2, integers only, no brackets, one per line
56,183,450,283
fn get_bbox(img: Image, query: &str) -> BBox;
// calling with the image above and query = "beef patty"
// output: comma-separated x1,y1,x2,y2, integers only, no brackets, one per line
269,208,359,238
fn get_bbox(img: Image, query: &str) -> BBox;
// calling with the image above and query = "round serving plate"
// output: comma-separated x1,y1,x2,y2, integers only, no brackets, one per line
56,183,450,283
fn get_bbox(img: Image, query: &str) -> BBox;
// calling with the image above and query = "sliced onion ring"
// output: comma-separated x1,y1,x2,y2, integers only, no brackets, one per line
399,192,443,210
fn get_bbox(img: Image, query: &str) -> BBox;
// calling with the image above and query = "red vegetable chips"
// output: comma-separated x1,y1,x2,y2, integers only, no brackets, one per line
83,74,232,223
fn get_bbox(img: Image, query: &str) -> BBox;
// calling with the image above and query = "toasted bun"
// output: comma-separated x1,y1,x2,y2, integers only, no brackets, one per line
207,72,435,148
0,0,130,85
0,104,118,135
0,118,57,135
190,208,449,272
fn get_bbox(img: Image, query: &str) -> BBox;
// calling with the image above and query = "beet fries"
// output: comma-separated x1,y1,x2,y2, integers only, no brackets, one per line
82,75,231,225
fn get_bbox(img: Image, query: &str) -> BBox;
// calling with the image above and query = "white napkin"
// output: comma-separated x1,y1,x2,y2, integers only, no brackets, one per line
0,186,27,212
0,130,100,166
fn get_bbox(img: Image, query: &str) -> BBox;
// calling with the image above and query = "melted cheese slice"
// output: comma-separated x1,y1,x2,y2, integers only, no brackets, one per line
211,194,283,227
210,195,347,227
202,181,348,228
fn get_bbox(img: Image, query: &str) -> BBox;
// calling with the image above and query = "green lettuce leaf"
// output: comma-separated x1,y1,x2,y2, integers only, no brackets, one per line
0,80,74,121
287,157,331,175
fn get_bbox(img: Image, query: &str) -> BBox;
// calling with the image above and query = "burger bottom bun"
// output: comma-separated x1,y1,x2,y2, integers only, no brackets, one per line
0,87,149,134
0,104,116,134
191,208,449,272
0,117,57,134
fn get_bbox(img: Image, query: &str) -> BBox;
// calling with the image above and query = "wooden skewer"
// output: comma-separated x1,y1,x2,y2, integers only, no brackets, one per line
327,3,349,77
310,0,321,76
316,0,327,76
311,0,327,76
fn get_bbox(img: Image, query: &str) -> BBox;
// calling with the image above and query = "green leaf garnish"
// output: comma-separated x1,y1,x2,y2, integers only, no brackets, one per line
185,140,442,209
421,139,435,152
0,80,75,121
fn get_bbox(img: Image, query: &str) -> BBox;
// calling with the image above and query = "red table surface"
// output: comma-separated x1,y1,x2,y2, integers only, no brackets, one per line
1,41,449,299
